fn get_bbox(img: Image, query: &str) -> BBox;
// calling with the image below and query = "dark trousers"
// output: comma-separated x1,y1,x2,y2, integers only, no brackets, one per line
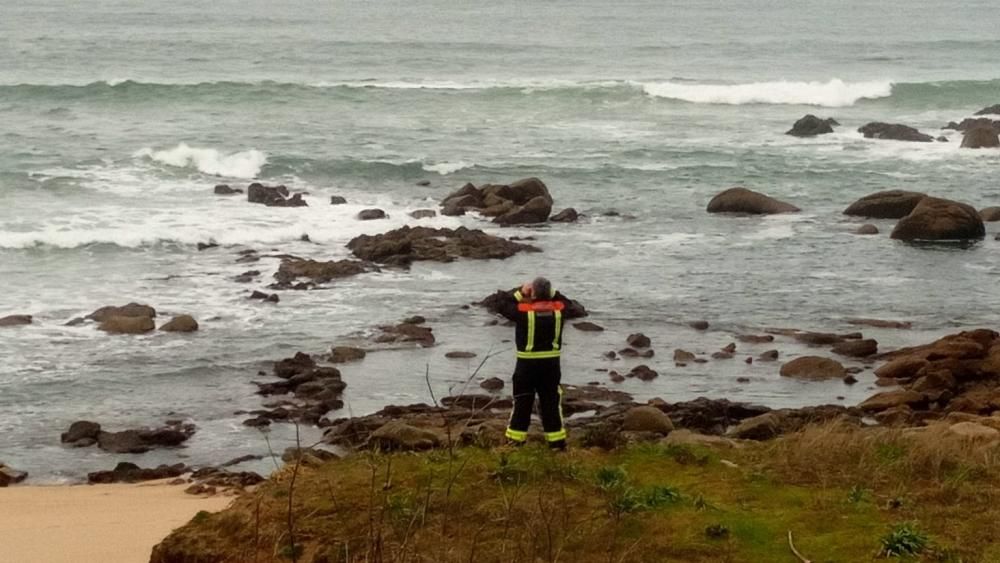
506,357,566,447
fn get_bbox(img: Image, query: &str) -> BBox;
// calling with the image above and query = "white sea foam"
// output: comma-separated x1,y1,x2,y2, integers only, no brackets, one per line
133,143,267,179
422,161,472,175
641,79,893,107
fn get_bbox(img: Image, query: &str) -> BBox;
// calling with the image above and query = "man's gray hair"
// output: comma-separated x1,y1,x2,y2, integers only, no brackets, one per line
532,277,552,299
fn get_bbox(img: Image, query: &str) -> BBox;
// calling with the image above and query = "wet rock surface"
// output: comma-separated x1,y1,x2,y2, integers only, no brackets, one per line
890,196,985,241
347,226,539,267
843,190,927,219
706,187,800,215
858,122,933,142
61,420,197,454
0,314,32,327
439,177,556,225
786,114,838,137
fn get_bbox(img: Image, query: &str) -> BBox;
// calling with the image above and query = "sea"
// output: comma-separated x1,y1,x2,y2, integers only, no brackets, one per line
2,0,999,482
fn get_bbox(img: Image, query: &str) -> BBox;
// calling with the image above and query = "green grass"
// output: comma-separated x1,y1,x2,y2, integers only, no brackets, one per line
151,425,1000,563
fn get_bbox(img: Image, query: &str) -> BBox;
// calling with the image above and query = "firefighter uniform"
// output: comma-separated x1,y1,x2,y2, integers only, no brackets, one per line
498,287,571,449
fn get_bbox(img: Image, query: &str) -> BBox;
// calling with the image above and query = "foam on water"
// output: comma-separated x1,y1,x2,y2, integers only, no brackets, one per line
133,143,267,179
641,79,894,107
422,161,472,175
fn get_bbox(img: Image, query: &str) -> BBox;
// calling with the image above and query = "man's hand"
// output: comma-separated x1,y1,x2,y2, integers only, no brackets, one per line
520,282,533,299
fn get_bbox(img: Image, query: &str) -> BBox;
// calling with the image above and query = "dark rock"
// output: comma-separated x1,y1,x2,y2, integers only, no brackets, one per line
961,127,1000,149
214,184,241,195
330,346,366,363
87,303,156,323
234,270,259,283
357,208,387,220
858,122,933,142
847,318,912,330
550,208,579,223
274,258,373,286
61,421,101,445
974,105,1000,116
688,320,710,331
737,334,773,344
274,352,316,378
706,187,799,215
247,183,289,205
779,356,847,380
843,375,859,385
855,224,879,235
843,190,927,219
196,242,218,251
409,209,437,219
832,339,878,358
445,351,477,359
945,117,1000,131
416,180,432,187
0,464,28,486
712,351,734,360
786,114,837,137
494,195,552,225
859,390,927,412
890,196,985,241
160,315,198,333
759,350,779,361
936,136,948,142
674,349,696,363
721,343,737,354
629,365,659,381
627,333,651,348
374,321,435,347
604,351,618,360
249,290,279,303
87,462,187,484
220,455,265,468
330,195,347,205
480,377,505,391
573,321,604,332
243,417,271,428
0,314,32,327
348,226,538,266
99,315,155,334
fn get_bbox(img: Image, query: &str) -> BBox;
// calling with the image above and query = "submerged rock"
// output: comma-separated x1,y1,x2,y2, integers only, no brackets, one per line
409,209,437,219
160,315,199,333
357,208,387,220
779,356,847,380
854,224,879,235
0,314,32,327
550,208,579,222
706,187,800,215
273,258,375,286
87,303,156,323
974,104,1000,116
858,122,933,142
979,207,1000,222
99,316,155,334
329,346,366,363
213,184,242,195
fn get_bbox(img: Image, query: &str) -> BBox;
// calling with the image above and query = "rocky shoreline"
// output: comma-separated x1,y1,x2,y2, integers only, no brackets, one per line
3,131,1000,488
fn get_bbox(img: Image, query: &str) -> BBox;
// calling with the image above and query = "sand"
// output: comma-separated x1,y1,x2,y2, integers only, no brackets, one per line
0,481,232,563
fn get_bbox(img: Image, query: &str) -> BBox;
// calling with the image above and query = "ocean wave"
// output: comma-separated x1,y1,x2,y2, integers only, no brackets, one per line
422,161,472,175
640,79,894,107
133,143,267,179
2,78,998,109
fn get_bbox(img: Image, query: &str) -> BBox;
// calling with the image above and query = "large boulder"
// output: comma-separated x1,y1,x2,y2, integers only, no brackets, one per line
946,117,1000,132
357,208,387,220
369,421,441,451
779,356,846,380
706,187,799,215
87,462,187,484
858,122,933,142
843,190,927,218
493,196,553,225
621,406,674,435
330,346,366,363
348,226,539,266
890,197,985,241
87,303,156,323
786,115,838,137
160,315,198,333
247,183,288,204
974,104,1000,116
961,127,1000,149
99,316,155,334
0,314,32,327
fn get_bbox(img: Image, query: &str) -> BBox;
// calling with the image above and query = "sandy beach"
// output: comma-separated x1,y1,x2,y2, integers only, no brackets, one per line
0,481,231,563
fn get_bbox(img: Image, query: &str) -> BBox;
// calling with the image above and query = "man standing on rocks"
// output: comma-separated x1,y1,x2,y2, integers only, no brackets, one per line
496,277,573,450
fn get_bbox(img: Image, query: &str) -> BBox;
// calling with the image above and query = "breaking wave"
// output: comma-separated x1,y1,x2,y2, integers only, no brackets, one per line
133,143,267,179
